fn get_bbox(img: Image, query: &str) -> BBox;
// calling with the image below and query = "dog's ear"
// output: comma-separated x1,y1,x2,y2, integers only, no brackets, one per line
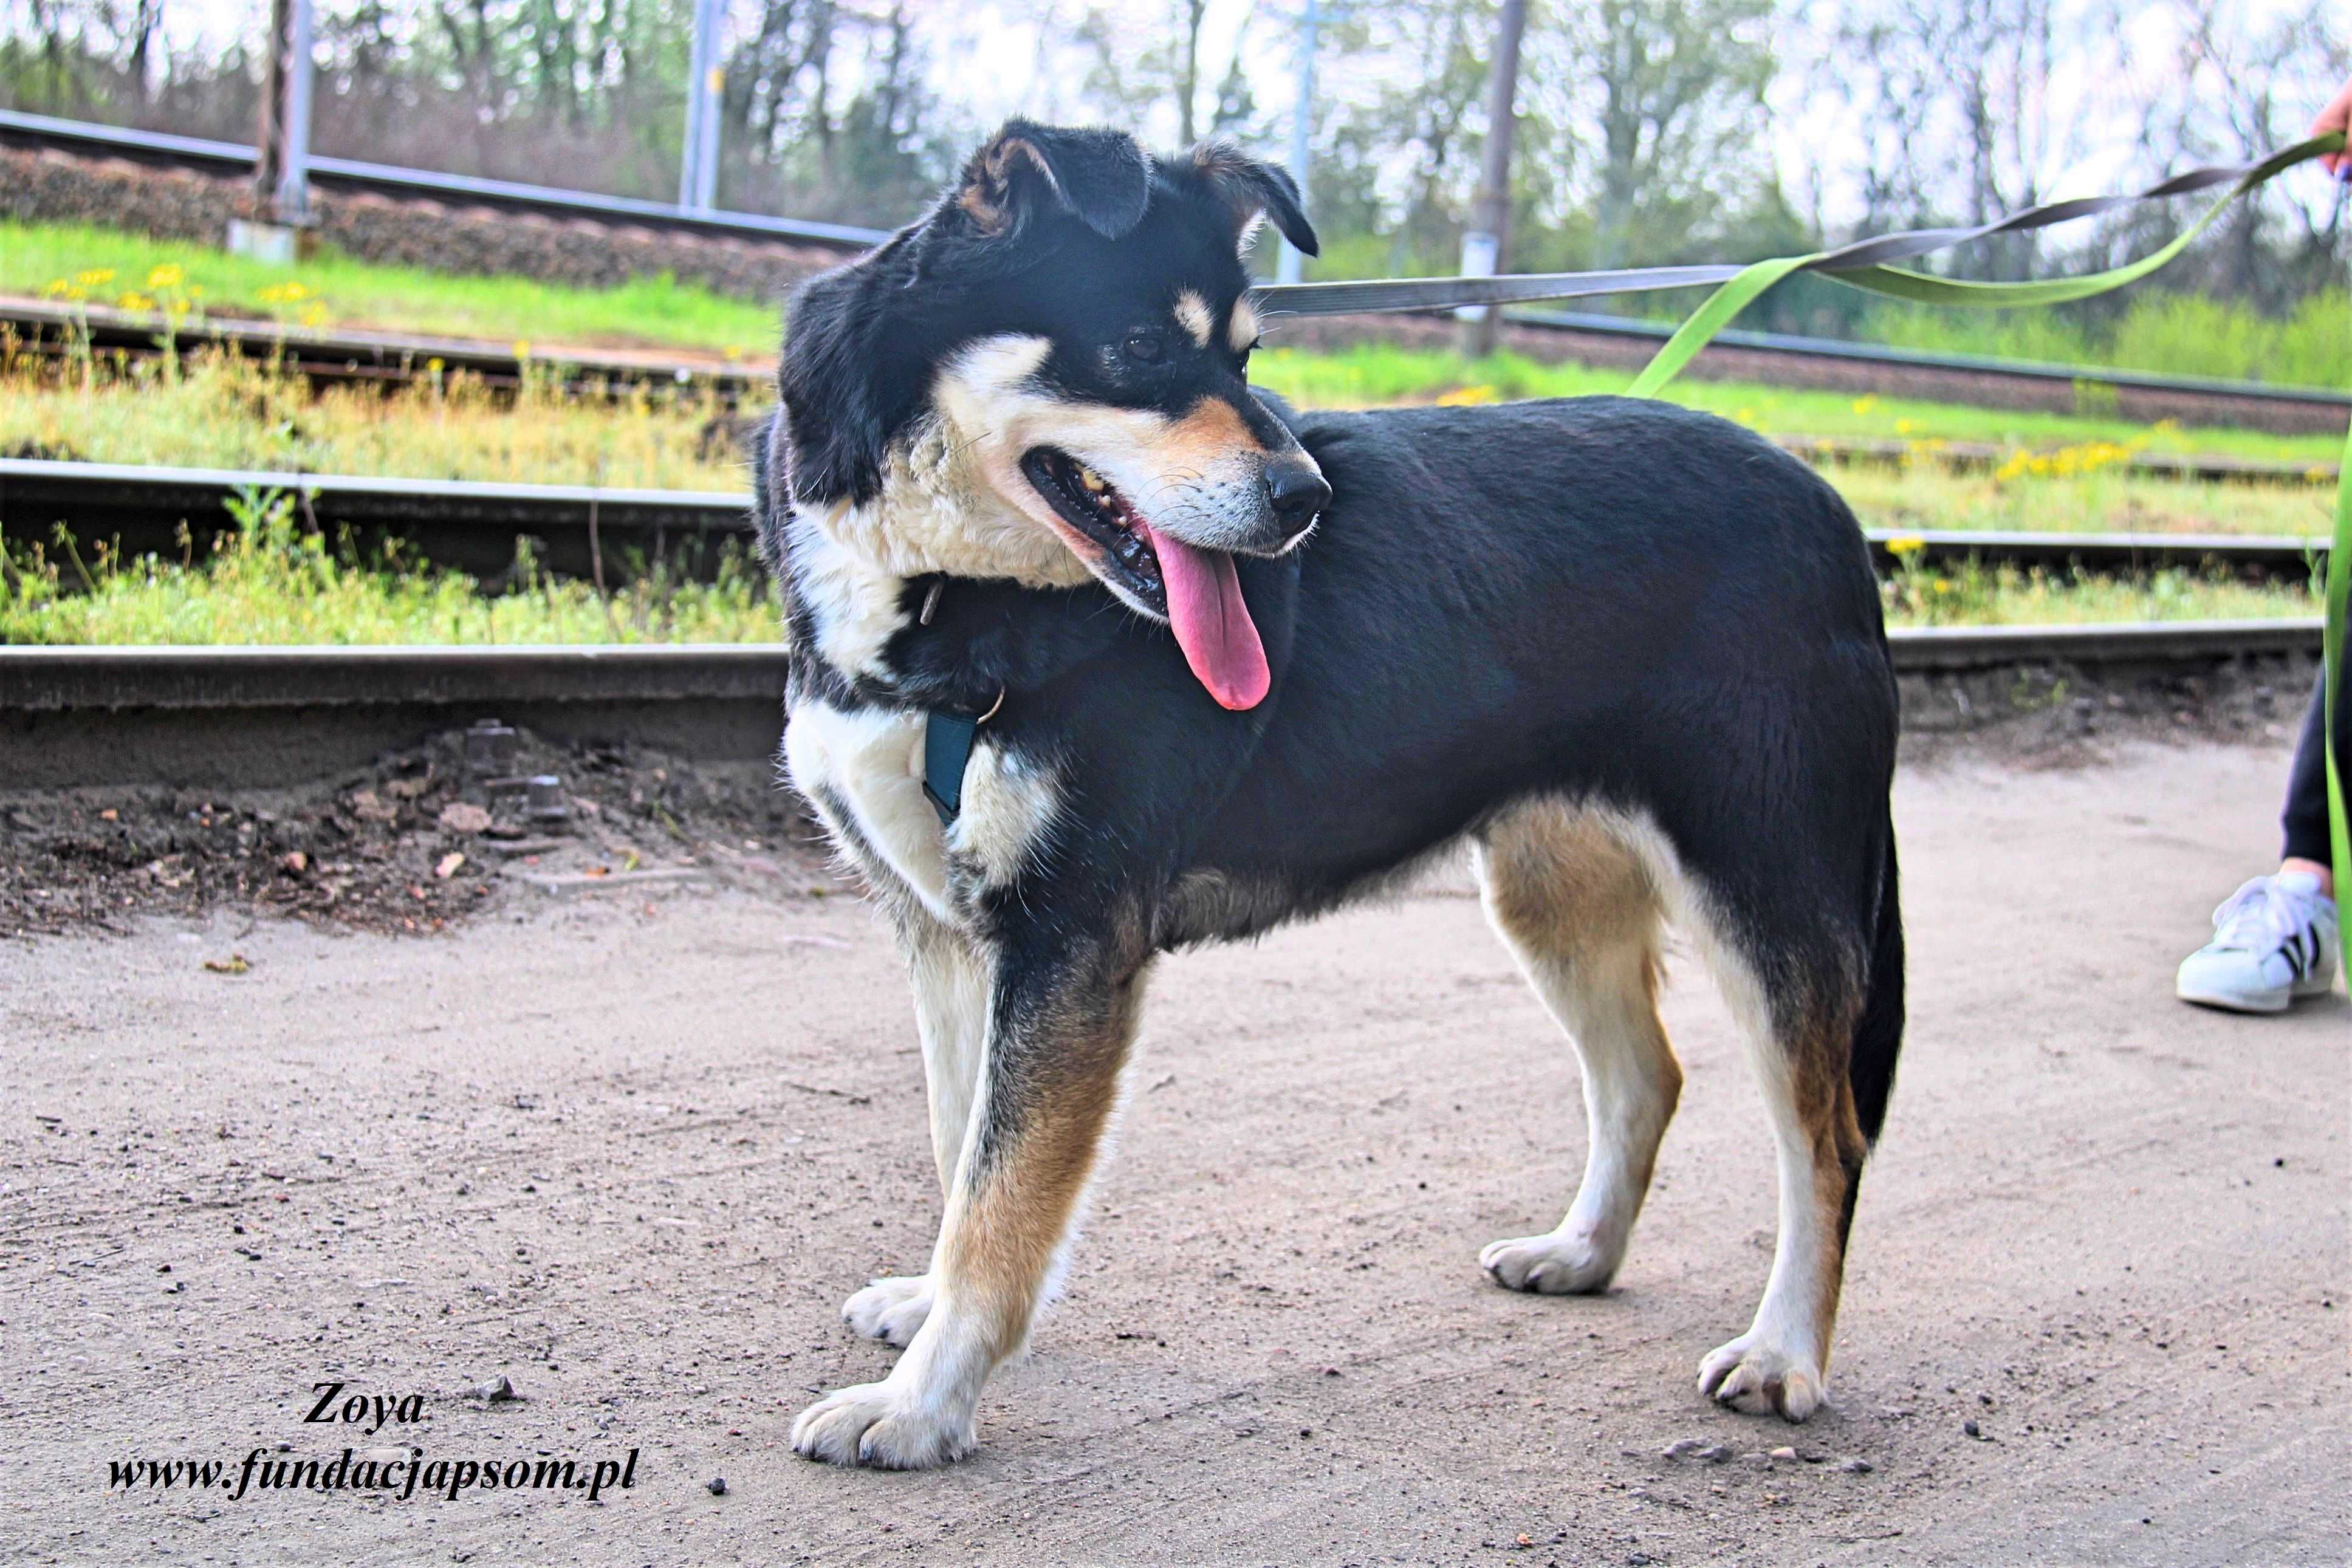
777,263,899,505
958,120,1151,240
1189,140,1319,257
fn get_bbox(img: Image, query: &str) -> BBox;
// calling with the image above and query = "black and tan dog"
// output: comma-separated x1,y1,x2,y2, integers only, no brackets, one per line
756,120,1904,1469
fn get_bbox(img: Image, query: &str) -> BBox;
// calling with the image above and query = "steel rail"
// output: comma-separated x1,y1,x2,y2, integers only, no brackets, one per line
1,298,764,399
0,459,755,583
0,459,750,533
1513,308,2352,413
0,621,2321,717
0,643,790,711
0,106,889,251
1,460,2329,584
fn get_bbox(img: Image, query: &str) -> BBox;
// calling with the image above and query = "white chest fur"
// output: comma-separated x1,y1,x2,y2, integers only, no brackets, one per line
784,699,1060,927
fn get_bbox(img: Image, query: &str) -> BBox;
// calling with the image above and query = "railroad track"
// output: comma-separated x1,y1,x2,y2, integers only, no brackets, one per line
0,459,2330,585
8,108,2350,428
0,459,757,582
0,623,2321,792
10,289,2348,442
2,296,764,401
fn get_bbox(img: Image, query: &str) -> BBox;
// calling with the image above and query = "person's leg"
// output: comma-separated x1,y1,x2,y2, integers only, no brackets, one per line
2279,666,2338,894
2177,668,2340,1013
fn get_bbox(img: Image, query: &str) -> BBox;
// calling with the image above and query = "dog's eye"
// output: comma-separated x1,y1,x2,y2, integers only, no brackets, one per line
1122,330,1167,365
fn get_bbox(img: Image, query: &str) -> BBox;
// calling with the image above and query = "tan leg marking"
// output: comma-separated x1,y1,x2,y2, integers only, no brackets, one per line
794,960,1148,1468
1474,801,1682,1295
1694,954,1867,1423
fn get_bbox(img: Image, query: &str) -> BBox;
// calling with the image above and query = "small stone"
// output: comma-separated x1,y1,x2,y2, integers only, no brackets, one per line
1769,1445,1797,1461
1663,1438,1710,1461
439,803,493,835
281,851,308,874
1840,1458,1875,1474
473,1374,518,1403
707,1476,727,1496
1963,1419,1982,1439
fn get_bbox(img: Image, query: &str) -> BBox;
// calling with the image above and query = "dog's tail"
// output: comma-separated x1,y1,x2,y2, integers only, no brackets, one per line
1849,821,1905,1147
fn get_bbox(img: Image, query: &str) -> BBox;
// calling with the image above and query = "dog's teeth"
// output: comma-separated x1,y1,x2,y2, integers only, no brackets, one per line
1078,467,1106,493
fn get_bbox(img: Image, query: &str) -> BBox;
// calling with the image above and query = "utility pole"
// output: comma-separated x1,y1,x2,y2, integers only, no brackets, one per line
1278,0,1320,286
679,0,725,213
1455,0,1527,358
239,0,312,261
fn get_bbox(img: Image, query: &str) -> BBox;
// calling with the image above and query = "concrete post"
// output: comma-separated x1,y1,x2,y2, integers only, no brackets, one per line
1455,0,1527,358
679,0,725,213
237,0,312,260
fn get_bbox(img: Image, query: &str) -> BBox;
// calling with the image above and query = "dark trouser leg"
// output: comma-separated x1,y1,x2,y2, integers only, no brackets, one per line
2280,666,2345,868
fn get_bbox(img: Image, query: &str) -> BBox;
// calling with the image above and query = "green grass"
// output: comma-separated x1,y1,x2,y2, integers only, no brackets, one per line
7,343,2341,528
2,219,778,355
1250,344,2348,465
1830,462,2337,540
13,214,2350,403
2,350,750,489
0,481,2320,646
1,490,778,645
1852,290,2352,392
1881,556,2320,627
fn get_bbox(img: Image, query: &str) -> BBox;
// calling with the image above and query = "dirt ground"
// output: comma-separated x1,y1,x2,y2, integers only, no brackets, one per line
2,736,2345,1566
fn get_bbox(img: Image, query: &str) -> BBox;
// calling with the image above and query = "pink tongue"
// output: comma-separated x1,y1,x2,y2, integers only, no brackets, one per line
1136,524,1270,711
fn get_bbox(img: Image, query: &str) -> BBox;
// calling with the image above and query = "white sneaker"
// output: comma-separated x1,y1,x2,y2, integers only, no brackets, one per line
2176,872,2339,1014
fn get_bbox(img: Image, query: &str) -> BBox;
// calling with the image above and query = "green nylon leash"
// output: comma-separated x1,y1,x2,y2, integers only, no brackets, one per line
1623,132,2350,964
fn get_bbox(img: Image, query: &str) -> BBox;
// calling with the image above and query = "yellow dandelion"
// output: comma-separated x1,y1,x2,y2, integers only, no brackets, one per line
146,263,185,290
74,267,116,288
1886,535,1927,558
1851,395,1880,415
1436,384,1501,406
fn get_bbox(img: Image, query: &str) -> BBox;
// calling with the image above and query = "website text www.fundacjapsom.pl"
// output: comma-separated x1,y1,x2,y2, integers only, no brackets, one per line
108,1446,640,1504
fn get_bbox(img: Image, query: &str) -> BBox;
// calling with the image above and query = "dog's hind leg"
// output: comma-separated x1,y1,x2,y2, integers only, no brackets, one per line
1473,802,1682,1295
1690,921,1872,1424
840,915,991,1349
794,941,1147,1468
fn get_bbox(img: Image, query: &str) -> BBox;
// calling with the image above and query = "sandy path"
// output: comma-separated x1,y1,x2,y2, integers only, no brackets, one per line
2,740,2343,1566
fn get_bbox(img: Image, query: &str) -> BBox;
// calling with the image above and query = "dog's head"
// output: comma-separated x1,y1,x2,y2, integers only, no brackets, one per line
777,120,1326,711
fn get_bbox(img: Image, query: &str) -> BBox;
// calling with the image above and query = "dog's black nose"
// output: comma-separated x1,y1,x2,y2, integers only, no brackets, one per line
1265,460,1332,538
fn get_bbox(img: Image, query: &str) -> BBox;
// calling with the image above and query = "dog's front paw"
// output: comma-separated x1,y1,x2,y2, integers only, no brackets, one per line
1479,1230,1617,1295
1696,1333,1825,1422
791,1380,975,1470
842,1275,934,1347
